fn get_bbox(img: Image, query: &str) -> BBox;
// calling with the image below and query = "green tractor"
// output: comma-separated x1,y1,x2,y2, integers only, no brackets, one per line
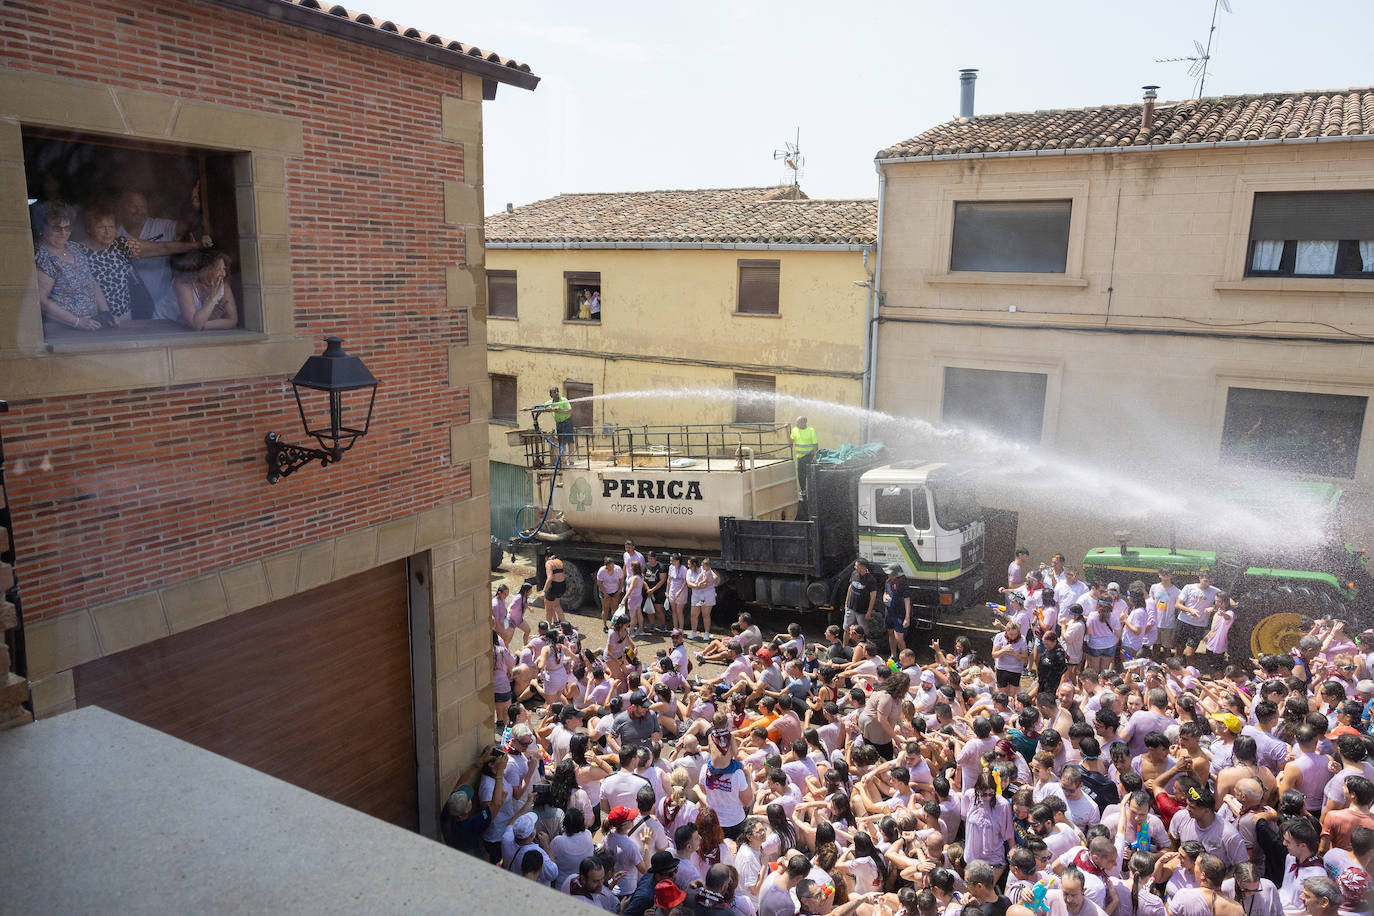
1082,482,1374,658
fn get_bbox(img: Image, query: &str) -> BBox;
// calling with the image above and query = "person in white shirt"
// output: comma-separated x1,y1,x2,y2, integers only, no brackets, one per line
1174,572,1218,663
1148,570,1181,660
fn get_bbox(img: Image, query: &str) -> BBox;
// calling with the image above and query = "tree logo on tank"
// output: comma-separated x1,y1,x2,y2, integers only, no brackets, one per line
569,477,594,511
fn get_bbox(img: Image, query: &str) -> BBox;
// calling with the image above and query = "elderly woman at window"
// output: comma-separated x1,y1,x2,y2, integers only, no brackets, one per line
33,201,113,331
156,249,238,331
79,202,213,321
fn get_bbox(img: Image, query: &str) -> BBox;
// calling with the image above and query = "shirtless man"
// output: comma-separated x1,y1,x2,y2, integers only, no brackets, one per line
543,552,567,624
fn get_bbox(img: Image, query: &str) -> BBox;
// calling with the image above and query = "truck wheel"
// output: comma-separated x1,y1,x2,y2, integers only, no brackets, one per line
560,561,594,610
1233,586,1312,657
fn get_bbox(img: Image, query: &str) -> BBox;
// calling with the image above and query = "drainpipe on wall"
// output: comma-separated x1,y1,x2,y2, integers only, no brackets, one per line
861,167,886,443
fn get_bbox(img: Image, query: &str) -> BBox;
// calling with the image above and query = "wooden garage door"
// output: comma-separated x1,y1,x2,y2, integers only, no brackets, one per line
74,560,418,830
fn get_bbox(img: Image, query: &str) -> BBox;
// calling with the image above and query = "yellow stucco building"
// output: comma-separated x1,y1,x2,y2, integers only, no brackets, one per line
483,187,875,536
871,84,1374,568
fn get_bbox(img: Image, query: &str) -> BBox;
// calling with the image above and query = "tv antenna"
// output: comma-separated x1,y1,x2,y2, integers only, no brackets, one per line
773,128,803,187
1155,0,1232,98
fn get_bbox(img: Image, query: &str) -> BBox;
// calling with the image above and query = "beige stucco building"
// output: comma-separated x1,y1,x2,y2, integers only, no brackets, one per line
483,187,875,536
872,86,1374,567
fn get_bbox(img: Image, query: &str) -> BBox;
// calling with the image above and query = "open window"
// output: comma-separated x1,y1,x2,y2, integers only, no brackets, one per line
734,373,775,425
564,271,601,322
1220,387,1365,479
22,128,245,341
1246,191,1374,278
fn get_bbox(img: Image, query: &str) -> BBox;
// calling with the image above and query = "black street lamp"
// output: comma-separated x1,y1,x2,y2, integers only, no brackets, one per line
264,337,378,484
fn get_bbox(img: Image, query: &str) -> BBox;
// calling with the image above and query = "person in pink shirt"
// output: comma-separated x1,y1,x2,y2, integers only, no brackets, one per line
1202,593,1236,662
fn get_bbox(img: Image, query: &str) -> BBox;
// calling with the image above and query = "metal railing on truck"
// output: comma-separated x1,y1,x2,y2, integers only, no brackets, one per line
513,422,794,472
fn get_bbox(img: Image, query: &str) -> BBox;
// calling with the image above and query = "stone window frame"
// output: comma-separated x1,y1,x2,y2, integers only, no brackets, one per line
0,71,312,398
928,181,1091,289
1210,369,1374,481
932,349,1064,446
1217,176,1374,293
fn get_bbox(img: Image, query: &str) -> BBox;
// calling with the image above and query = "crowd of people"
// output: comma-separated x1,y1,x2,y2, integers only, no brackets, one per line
442,546,1374,916
31,192,233,333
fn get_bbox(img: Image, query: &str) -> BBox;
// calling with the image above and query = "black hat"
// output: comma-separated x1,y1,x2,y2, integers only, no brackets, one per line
629,690,648,707
650,851,680,873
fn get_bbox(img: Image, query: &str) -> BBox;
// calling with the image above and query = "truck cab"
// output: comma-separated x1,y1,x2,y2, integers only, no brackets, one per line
857,463,985,620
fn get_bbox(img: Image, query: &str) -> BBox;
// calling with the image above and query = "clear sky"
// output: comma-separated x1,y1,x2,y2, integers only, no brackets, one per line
370,0,1374,212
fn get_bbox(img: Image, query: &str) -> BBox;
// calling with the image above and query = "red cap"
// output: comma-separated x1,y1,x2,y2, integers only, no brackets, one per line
655,880,687,909
607,805,637,826
1327,725,1360,740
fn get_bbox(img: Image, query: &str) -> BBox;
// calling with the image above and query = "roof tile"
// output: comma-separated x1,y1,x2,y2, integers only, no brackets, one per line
259,0,532,74
486,187,877,247
877,86,1374,159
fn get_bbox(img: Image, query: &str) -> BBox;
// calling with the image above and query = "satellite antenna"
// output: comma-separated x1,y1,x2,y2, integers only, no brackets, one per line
773,128,804,188
1155,0,1232,97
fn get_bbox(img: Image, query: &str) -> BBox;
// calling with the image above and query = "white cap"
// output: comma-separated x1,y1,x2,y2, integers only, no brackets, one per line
1107,582,1121,593
513,812,538,838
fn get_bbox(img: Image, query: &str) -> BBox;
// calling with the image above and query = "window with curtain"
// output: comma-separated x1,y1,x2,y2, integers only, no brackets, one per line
1246,191,1374,278
1219,387,1366,479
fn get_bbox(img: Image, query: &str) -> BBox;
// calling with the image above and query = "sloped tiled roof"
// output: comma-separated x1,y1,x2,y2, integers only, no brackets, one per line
486,187,877,247
208,0,538,87
878,87,1374,159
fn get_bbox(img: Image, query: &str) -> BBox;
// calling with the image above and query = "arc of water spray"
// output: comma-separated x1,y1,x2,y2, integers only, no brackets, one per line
563,387,1330,548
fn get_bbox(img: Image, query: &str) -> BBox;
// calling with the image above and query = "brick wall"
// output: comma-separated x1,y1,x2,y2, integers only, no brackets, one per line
3,0,477,619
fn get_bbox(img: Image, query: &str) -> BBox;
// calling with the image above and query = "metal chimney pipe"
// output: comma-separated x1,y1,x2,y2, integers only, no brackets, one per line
1142,85,1159,131
959,69,978,119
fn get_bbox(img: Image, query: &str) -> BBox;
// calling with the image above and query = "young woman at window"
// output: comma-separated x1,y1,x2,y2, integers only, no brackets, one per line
157,248,238,330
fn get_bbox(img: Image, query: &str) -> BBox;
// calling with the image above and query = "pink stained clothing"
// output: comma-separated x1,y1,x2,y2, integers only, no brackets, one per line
623,574,644,611
492,643,516,694
596,564,624,595
959,789,1013,865
491,595,508,628
1292,751,1334,810
506,594,527,626
1046,890,1105,916
1108,877,1165,916
1204,609,1234,654
1169,888,1223,916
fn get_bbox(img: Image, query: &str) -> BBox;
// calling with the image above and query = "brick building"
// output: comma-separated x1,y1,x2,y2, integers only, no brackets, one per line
0,0,537,835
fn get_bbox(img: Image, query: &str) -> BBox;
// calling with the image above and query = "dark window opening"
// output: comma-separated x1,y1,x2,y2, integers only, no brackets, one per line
950,200,1072,273
487,269,517,318
490,374,518,425
737,259,780,315
942,367,1048,444
1246,191,1374,279
1220,387,1365,479
22,128,245,341
564,271,601,322
734,373,775,425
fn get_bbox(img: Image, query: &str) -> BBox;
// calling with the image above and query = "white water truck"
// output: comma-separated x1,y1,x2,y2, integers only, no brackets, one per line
510,420,986,628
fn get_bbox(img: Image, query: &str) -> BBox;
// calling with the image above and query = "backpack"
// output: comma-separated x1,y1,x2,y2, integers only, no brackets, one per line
1253,815,1287,886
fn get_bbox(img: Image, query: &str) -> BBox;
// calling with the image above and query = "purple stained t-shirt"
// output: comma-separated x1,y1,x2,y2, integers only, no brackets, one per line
1123,710,1176,757
960,788,1013,865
